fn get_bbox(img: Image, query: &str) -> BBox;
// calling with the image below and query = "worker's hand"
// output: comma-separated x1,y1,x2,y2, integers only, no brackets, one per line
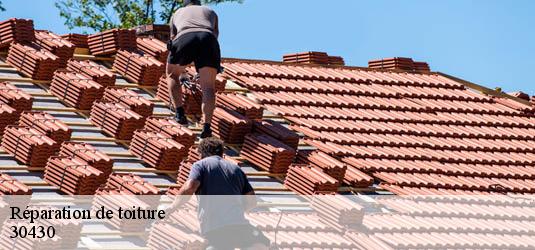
164,203,179,217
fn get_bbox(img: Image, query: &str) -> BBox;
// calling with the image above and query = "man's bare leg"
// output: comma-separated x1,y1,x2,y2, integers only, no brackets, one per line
198,66,217,138
167,63,188,124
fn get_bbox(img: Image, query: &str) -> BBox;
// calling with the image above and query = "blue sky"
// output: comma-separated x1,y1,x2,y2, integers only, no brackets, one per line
2,0,534,95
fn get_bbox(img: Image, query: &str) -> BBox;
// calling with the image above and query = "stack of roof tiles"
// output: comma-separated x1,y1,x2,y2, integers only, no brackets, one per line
0,81,33,115
50,71,104,109
134,24,170,42
327,56,345,66
1,126,57,168
19,111,72,146
413,61,430,72
283,52,345,66
253,120,299,149
130,130,187,170
148,222,206,250
156,75,202,115
284,164,339,195
283,51,329,64
103,87,154,119
34,30,75,68
369,57,430,72
88,29,136,56
66,59,116,86
177,160,194,187
0,104,18,135
6,43,60,80
212,107,252,143
59,141,113,179
0,18,35,48
240,133,295,173
44,156,104,195
90,101,144,140
311,194,364,231
93,187,150,231
113,50,164,85
297,150,347,183
0,173,32,195
216,92,264,120
61,33,89,48
368,57,415,71
105,173,159,195
143,116,195,149
136,37,168,62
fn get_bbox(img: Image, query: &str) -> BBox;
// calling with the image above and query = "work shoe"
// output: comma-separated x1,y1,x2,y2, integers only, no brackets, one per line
200,124,212,139
175,106,188,125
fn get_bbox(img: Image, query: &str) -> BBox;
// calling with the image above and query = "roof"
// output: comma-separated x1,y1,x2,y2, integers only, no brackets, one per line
1,17,535,249
220,58,535,195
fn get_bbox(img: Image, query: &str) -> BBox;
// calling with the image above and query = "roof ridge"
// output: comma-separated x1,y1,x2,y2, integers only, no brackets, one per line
221,57,439,76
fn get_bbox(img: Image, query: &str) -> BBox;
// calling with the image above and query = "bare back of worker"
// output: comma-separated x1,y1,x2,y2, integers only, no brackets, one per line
167,137,270,250
167,0,220,139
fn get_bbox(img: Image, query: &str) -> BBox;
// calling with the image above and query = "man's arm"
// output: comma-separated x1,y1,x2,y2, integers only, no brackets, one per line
166,179,200,214
166,163,203,214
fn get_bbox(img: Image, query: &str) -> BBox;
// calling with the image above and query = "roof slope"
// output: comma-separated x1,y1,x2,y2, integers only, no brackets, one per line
221,59,535,195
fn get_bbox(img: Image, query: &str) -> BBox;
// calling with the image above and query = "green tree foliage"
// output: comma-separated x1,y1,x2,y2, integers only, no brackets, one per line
56,0,242,32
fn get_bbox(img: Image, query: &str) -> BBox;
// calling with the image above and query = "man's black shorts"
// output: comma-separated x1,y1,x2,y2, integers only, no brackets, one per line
167,31,221,71
204,224,270,250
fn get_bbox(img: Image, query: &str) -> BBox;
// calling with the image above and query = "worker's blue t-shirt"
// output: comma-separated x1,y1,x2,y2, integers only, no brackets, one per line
188,155,254,234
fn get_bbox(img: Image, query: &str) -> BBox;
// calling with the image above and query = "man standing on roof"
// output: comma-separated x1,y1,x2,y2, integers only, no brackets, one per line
166,137,270,250
167,0,220,138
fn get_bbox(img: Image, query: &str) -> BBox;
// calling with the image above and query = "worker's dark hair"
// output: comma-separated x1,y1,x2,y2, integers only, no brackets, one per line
183,0,201,6
198,137,224,158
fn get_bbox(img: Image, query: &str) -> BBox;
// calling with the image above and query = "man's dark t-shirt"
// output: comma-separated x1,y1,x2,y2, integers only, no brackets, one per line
188,155,253,234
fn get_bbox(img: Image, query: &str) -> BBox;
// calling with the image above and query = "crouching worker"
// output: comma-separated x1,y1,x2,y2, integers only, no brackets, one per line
166,137,270,250
167,0,221,138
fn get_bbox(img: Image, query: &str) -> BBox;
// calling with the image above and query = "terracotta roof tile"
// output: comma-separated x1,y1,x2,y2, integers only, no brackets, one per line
61,33,88,48
59,141,113,179
44,156,104,195
113,50,164,86
88,29,136,56
67,59,116,87
89,101,144,140
1,125,57,167
136,37,168,62
0,18,35,48
34,30,75,68
103,87,154,119
6,43,60,80
216,92,264,120
50,70,104,110
129,129,187,170
19,111,72,145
